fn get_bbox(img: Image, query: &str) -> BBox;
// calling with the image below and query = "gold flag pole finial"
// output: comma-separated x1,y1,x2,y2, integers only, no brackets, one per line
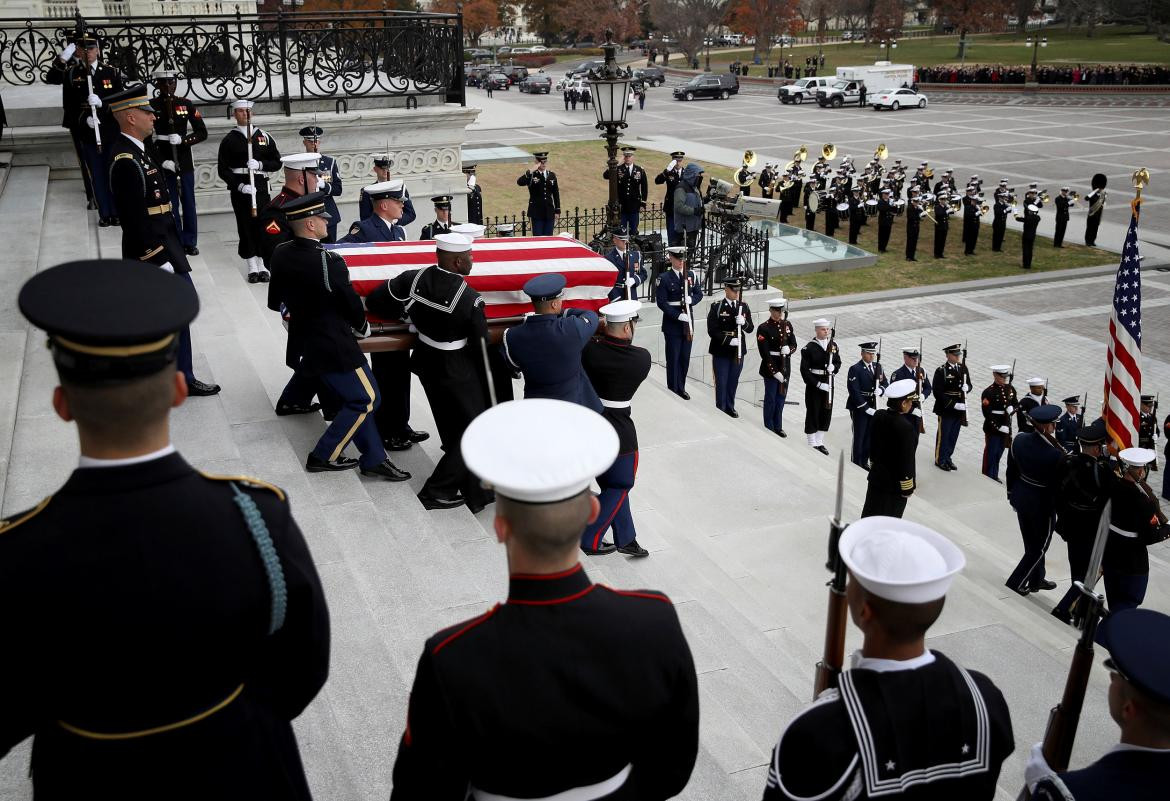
1131,168,1150,217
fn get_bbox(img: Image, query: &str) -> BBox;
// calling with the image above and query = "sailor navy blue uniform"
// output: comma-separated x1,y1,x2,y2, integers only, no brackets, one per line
891,363,931,439
706,296,755,415
846,358,887,468
1018,392,1048,434
605,246,648,301
502,309,603,412
861,407,918,518
1004,428,1066,594
655,267,704,396
340,213,405,244
932,360,970,470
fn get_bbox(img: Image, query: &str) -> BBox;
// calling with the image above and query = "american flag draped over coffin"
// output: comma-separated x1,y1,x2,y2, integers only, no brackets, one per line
326,235,619,321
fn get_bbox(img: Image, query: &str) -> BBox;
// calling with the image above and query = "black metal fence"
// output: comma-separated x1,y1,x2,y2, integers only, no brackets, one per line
0,10,465,114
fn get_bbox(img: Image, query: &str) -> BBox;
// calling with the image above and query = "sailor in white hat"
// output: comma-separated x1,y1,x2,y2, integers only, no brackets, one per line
392,399,700,800
254,152,322,272
757,295,798,436
861,379,919,518
216,97,282,282
763,518,1014,801
1103,447,1167,611
1017,377,1049,433
799,317,841,454
450,222,486,239
980,364,1020,482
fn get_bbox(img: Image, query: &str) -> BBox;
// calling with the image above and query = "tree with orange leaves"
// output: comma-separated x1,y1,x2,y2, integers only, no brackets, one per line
725,0,802,61
432,0,501,45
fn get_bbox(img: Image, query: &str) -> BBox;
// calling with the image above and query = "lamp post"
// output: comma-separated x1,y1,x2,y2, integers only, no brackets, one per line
705,35,711,72
589,29,632,231
1025,35,1047,77
879,38,897,60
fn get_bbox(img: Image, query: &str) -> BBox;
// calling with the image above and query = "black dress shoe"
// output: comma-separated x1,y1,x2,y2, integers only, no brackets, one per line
248,272,260,284
677,391,691,400
406,428,430,443
418,492,465,511
617,540,650,557
184,245,200,256
276,401,321,416
582,542,617,555
777,429,787,438
814,445,830,455
109,216,119,226
1031,580,1057,593
990,476,1003,484
361,459,411,482
306,454,359,472
723,408,739,418
258,270,271,283
87,200,97,210
947,461,958,471
98,217,110,227
384,437,413,452
187,378,221,396
935,462,950,471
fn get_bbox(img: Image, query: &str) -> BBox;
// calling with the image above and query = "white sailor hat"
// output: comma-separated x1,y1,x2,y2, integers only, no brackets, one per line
365,179,406,201
666,246,687,259
451,222,486,239
600,299,641,323
1119,447,1157,468
766,296,787,308
812,317,832,328
990,364,1012,374
1061,186,1070,192
999,178,1009,185
152,69,179,80
462,399,618,503
839,517,965,604
885,378,918,400
281,152,321,171
1028,182,1038,188
1027,376,1046,386
435,232,472,253
229,98,254,110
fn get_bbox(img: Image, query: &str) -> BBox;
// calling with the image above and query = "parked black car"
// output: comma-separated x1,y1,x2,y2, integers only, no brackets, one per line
519,75,553,94
566,60,605,79
672,73,739,101
633,66,666,86
486,72,511,90
502,65,530,83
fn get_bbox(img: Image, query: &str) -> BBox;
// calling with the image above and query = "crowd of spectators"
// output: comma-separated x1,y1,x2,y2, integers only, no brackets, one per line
917,63,1170,85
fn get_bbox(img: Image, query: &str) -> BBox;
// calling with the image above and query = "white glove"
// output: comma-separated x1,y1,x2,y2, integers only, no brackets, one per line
352,321,371,339
677,312,691,324
625,276,636,287
667,159,678,171
955,402,966,411
86,116,96,129
817,382,831,393
998,425,1010,434
780,346,791,356
158,261,175,274
774,373,785,383
87,93,102,108
246,158,262,171
1024,743,1054,791
735,315,746,326
963,384,972,394
865,407,876,416
912,408,923,417
467,174,477,188
237,183,256,195
59,43,76,62
1006,405,1015,415
166,133,182,146
875,386,885,397
161,160,177,173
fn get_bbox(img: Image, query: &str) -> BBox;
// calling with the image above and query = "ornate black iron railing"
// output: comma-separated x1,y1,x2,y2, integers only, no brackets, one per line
0,9,465,114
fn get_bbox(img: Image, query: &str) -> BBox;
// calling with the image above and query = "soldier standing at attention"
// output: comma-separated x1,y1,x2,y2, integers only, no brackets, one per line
150,69,206,256
602,146,648,235
655,151,685,245
516,151,560,236
1102,448,1168,611
1004,404,1065,596
800,318,841,456
1138,395,1158,471
5,259,328,798
420,195,457,240
391,399,699,800
981,365,1019,482
216,99,282,283
845,341,886,470
932,343,970,471
1021,188,1043,269
706,277,755,418
1052,186,1072,248
756,296,798,437
604,228,647,301
299,126,343,242
656,246,704,400
106,83,219,397
991,179,1010,252
463,164,483,225
763,517,1014,800
1018,377,1049,434
861,379,919,518
1054,395,1083,453
891,346,931,447
580,299,653,558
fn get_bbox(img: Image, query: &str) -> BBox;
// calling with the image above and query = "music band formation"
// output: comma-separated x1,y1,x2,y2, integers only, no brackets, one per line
5,31,1167,801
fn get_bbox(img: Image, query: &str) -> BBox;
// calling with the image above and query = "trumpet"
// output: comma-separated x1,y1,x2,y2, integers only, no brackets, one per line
923,167,934,180
978,203,990,216
1038,189,1050,204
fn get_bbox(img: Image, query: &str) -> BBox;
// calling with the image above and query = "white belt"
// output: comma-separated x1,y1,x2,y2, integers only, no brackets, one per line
600,398,631,409
417,332,467,351
990,410,1007,415
1110,524,1138,539
808,369,827,375
230,167,268,176
769,351,782,356
666,301,681,306
472,764,631,801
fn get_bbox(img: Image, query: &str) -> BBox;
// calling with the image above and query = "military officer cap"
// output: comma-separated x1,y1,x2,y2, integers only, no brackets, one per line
885,378,918,400
431,195,453,210
901,346,920,357
611,226,629,241
1077,419,1107,444
620,146,637,155
766,296,787,308
1139,394,1155,405
838,517,965,604
533,151,550,161
942,343,962,354
299,125,324,140
463,399,618,503
151,69,179,81
373,153,392,168
990,364,1012,375
600,299,641,323
461,163,477,174
724,277,743,289
365,179,406,201
106,83,153,114
19,259,198,383
281,152,321,172
75,32,99,48
496,223,516,236
451,222,485,239
1061,395,1080,405
670,150,686,159
1027,404,1062,424
666,246,687,261
282,191,332,221
435,232,473,253
1098,608,1170,705
859,341,878,353
1118,447,1156,467
229,98,254,110
523,273,566,302
1026,377,1046,387
812,317,832,328
880,187,891,195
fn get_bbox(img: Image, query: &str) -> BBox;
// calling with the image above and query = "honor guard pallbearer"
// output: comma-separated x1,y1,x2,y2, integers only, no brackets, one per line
150,69,207,255
1054,395,1083,453
6,260,328,799
452,224,515,406
605,227,648,301
463,164,483,225
217,99,282,282
1004,403,1064,596
981,364,1018,482
706,277,755,418
359,154,418,224
258,152,322,265
757,296,798,437
656,246,704,399
1018,377,1049,433
105,83,219,397
861,379,919,519
655,151,685,245
763,517,1014,800
846,341,887,469
390,399,699,800
800,318,842,455
517,151,560,236
342,179,408,244
891,346,930,444
420,195,457,240
580,300,653,557
1102,448,1168,611
932,343,970,471
602,146,648,235
299,126,343,242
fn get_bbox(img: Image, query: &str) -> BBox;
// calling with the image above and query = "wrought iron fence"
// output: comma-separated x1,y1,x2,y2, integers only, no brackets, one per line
0,9,465,114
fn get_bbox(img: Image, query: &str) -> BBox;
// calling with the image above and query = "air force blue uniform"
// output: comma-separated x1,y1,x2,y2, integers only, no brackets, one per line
845,357,887,468
339,213,405,244
503,310,602,412
604,247,648,301
1004,418,1065,594
317,154,343,242
656,268,703,396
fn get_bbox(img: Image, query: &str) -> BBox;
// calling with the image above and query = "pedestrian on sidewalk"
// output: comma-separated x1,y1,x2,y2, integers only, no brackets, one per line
638,87,646,110
486,80,494,98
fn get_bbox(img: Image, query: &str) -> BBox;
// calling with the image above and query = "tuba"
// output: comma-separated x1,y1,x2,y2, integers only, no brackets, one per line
821,143,837,161
734,150,758,187
874,143,888,161
743,150,757,169
793,145,808,163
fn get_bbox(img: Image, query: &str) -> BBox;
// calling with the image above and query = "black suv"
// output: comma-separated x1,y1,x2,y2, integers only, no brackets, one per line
519,75,552,94
633,66,666,86
672,73,739,101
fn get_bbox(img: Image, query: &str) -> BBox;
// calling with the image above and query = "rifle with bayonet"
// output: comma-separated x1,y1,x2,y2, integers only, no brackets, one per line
826,317,838,410
914,336,926,434
873,337,884,411
959,340,970,427
813,453,848,698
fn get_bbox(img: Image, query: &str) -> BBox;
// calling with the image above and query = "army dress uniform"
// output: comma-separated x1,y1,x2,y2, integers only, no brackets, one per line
757,299,798,435
516,155,560,236
800,323,842,452
845,345,887,469
463,164,483,225
216,102,282,270
655,254,704,399
932,346,971,471
705,282,755,417
981,370,1018,481
861,379,919,518
603,149,648,234
150,72,207,253
1004,405,1066,595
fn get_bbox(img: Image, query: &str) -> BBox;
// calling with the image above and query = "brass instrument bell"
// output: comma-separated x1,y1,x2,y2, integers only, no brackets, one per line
821,143,836,161
874,143,888,161
793,145,808,163
743,150,757,168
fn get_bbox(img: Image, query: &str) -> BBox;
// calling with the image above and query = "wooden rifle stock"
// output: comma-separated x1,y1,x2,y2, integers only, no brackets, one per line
246,116,257,218
825,319,837,410
813,454,848,698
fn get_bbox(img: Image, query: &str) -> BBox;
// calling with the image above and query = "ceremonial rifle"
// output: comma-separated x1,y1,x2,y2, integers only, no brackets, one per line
825,317,837,410
813,453,848,698
959,340,969,427
85,67,102,155
914,336,925,434
735,280,744,365
168,94,181,195
681,265,694,342
622,243,632,301
873,337,884,410
246,109,257,218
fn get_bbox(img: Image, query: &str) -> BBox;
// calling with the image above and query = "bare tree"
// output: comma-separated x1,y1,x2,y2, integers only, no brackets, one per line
798,0,833,38
649,0,729,65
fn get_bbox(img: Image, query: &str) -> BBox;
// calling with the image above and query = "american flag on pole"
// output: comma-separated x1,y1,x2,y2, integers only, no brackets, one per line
327,236,618,320
1103,209,1143,449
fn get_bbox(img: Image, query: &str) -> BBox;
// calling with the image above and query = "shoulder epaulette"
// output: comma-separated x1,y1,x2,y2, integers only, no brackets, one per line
0,496,53,534
197,471,287,502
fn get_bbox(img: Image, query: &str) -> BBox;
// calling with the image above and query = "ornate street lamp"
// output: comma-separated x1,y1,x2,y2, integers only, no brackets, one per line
1025,35,1048,76
589,30,633,231
879,38,897,60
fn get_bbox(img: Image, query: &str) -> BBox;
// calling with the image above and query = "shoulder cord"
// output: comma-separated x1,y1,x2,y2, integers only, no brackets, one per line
320,250,332,293
229,482,287,635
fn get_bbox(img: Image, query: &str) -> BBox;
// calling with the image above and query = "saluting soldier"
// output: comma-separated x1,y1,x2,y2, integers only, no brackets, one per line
1018,377,1049,433
1052,186,1072,248
800,318,841,456
656,246,704,399
932,343,970,471
602,146,648,234
216,99,282,283
299,126,343,242
981,364,1019,482
6,259,328,798
516,151,560,236
391,399,699,800
991,179,1010,252
1137,395,1158,471
763,517,1014,800
706,277,755,418
420,195,457,240
1028,608,1170,801
1102,448,1168,611
655,150,685,245
961,185,981,255
757,296,798,437
1054,395,1083,453
463,164,483,225
580,299,653,557
150,69,207,256
106,83,219,397
44,32,124,226
1004,404,1065,596
861,379,919,518
604,227,647,301
845,341,887,469
258,152,322,266
876,187,894,252
1021,188,1043,269
359,154,417,225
